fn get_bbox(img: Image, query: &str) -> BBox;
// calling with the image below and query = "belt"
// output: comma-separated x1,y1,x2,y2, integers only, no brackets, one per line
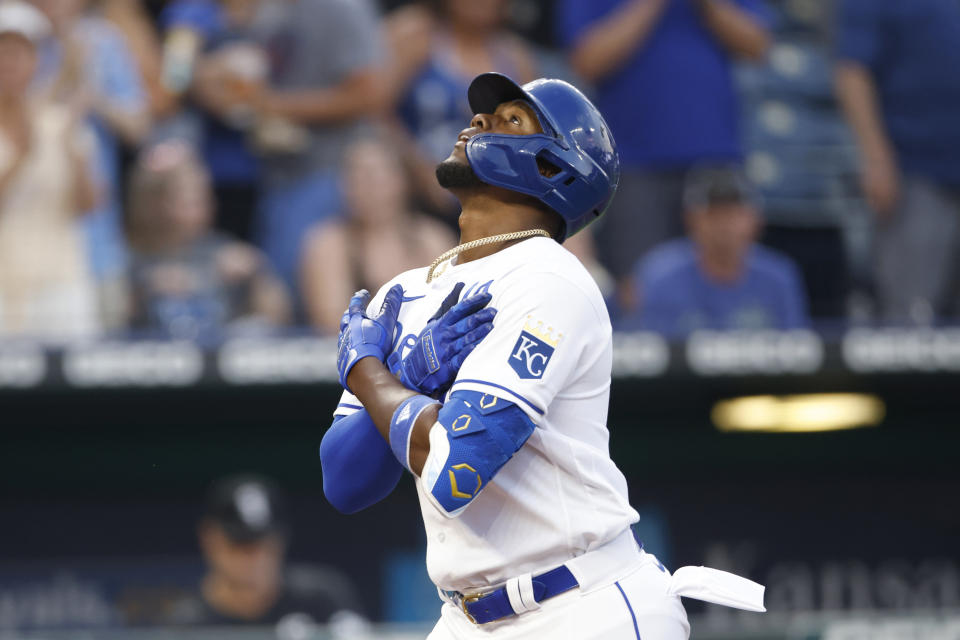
444,565,580,625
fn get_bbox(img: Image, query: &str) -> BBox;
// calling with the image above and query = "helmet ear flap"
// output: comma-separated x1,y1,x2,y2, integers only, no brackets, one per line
536,142,611,241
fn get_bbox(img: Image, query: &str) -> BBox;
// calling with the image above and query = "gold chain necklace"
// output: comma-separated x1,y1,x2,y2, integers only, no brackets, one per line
425,228,551,283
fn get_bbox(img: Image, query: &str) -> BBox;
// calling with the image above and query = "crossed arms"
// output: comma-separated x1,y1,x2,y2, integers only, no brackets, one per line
320,284,533,515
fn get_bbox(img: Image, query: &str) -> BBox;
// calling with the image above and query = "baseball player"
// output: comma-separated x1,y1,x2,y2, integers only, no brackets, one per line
320,73,765,638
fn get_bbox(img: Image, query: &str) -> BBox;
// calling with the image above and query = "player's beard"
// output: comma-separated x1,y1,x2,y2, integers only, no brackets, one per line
436,159,485,189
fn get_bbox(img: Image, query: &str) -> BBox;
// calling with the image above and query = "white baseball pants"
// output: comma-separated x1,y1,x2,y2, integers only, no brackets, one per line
426,550,690,640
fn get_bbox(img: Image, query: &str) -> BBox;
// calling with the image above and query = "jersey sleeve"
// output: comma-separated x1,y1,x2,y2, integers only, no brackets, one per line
448,271,607,424
333,389,363,417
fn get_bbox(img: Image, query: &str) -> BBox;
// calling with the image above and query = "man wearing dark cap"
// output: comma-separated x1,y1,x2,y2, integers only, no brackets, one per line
620,166,810,336
167,475,364,630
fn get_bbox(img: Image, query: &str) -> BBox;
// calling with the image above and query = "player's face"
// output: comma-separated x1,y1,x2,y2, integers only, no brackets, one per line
445,99,544,165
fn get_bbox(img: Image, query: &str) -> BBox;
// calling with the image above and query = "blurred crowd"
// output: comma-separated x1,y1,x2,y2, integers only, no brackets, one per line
0,0,958,343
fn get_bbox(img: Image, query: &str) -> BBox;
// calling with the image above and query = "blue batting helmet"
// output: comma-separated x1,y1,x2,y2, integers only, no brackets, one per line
465,72,620,242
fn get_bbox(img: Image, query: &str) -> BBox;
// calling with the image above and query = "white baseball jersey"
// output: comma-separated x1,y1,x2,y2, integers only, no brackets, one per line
334,236,639,592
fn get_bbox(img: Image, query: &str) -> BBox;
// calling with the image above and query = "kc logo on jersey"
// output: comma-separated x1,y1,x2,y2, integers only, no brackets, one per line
509,317,562,379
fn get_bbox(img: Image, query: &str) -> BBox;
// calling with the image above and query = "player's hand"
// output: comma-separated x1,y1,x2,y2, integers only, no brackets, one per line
387,285,496,397
337,284,403,392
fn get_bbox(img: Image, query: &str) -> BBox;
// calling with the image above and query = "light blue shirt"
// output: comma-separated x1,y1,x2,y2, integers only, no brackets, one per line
35,17,147,278
621,238,810,336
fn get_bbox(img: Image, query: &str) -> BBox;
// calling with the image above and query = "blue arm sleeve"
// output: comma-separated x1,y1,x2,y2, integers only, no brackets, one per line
320,410,403,514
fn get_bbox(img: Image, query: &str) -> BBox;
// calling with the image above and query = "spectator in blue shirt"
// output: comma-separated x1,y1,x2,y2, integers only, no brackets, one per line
252,0,384,319
619,166,809,336
557,0,771,312
835,0,960,324
159,0,264,242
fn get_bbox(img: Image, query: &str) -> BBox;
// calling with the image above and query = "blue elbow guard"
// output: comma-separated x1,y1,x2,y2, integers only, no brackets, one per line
421,390,535,517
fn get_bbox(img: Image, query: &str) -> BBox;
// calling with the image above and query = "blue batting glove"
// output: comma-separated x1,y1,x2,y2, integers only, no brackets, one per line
337,284,403,392
387,284,497,397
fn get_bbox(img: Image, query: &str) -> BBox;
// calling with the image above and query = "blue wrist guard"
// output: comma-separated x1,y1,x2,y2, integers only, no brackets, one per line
389,394,440,471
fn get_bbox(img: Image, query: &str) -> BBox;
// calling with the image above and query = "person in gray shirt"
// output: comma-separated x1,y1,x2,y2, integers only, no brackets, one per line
250,0,384,314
